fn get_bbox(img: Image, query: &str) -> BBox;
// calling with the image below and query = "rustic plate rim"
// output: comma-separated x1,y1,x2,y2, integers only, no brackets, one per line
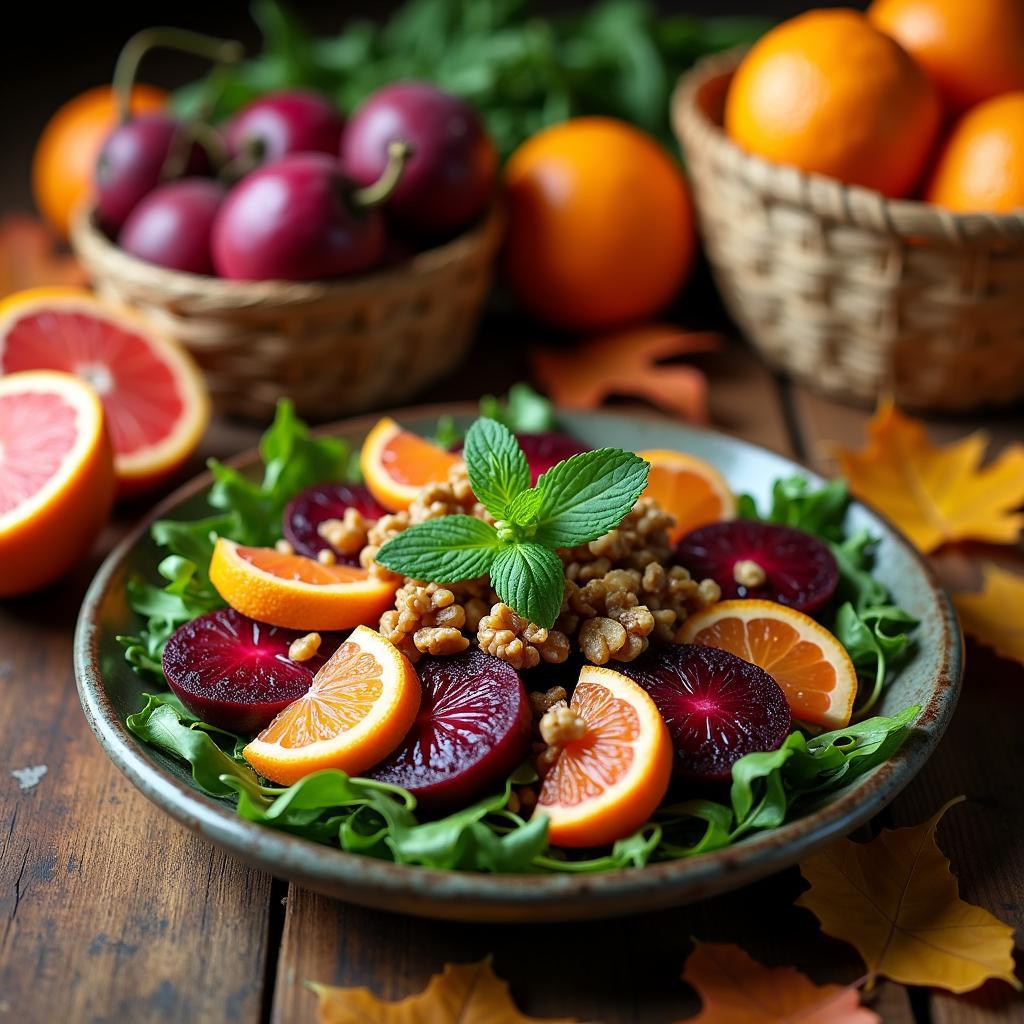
73,404,962,921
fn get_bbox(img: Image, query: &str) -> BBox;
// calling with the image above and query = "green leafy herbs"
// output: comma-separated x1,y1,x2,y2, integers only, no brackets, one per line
118,400,351,677
433,383,556,449
376,418,649,627
739,475,918,715
174,0,770,158
125,691,918,873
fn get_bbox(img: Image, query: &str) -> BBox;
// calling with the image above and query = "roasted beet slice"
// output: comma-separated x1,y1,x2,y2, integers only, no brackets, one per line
620,644,791,783
674,520,839,614
162,608,337,733
517,432,590,483
366,649,532,809
282,482,387,564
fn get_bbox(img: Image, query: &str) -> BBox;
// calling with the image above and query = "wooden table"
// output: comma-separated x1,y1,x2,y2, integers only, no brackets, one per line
2,322,1022,1023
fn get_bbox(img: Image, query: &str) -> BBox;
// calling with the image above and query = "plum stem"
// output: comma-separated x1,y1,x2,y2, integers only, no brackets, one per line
113,28,244,123
352,140,413,209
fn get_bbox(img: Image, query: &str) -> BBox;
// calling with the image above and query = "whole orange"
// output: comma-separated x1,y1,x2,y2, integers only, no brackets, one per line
724,8,942,198
32,84,167,239
870,0,1024,113
502,117,695,332
926,92,1024,212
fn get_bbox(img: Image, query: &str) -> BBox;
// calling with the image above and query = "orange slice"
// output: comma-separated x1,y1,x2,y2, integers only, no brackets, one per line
243,625,421,785
537,666,672,848
637,448,736,543
209,537,398,632
0,370,115,596
360,416,461,512
679,599,858,729
0,286,210,496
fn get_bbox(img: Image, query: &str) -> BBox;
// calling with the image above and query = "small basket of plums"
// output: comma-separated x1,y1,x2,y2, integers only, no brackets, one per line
70,33,503,420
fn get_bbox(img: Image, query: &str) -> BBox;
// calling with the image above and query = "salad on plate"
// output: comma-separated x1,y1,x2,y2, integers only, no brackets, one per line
120,387,919,873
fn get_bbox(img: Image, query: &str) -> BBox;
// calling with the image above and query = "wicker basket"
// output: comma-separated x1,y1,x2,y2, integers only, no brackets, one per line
70,205,504,420
673,50,1024,412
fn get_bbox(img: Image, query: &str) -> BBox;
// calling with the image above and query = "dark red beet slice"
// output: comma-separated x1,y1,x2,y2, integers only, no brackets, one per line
367,648,532,810
162,608,338,733
620,644,791,782
282,483,386,564
674,520,839,613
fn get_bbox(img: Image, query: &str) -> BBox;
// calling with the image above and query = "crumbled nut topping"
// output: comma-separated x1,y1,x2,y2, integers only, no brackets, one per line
733,558,767,588
477,602,571,670
274,538,295,555
413,626,470,656
318,508,369,557
538,705,587,746
529,686,568,718
288,632,321,663
317,548,337,566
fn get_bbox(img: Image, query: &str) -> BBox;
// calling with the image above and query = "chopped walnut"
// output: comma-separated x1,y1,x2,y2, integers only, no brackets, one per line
407,463,491,523
413,626,469,656
539,705,587,746
287,632,321,662
359,511,411,581
318,507,369,557
477,602,570,670
380,581,467,661
732,558,767,588
529,686,568,718
274,538,295,555
317,548,337,566
561,498,674,578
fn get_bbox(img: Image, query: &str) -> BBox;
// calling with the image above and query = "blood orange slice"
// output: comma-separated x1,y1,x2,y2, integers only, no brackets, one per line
0,287,209,495
360,416,461,511
209,537,399,632
243,625,421,785
537,666,672,848
637,448,736,542
679,599,858,729
0,370,115,595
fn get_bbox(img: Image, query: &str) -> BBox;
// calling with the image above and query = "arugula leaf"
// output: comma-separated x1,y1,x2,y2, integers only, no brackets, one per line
463,417,530,520
533,449,650,548
375,515,501,582
490,542,565,630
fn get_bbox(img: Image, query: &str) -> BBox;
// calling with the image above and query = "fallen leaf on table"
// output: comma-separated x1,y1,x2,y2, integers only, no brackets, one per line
953,562,1024,666
830,398,1024,554
679,941,878,1023
797,797,1021,994
530,323,721,424
311,958,576,1024
0,214,84,299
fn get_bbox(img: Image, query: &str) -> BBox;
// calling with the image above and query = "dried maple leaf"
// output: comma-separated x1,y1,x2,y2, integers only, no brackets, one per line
954,562,1024,665
0,214,84,299
831,398,1024,554
797,797,1021,994
679,941,879,1024
530,323,721,424
311,958,576,1024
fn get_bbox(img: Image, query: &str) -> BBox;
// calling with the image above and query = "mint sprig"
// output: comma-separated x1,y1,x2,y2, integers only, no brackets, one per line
375,418,650,628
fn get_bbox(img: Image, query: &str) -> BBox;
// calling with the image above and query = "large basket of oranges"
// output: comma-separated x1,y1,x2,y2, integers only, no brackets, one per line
672,16,1024,413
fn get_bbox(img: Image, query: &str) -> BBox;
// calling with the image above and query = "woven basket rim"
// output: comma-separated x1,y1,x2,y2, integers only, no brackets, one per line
672,48,1024,243
70,201,506,307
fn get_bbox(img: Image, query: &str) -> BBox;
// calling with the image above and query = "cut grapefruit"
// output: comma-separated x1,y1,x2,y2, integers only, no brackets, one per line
243,625,421,785
0,287,209,496
360,416,461,511
537,665,672,848
209,537,399,632
679,599,858,729
0,370,115,596
637,448,735,542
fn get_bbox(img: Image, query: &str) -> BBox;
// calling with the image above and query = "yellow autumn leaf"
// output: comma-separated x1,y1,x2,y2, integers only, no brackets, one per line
797,797,1021,994
954,562,1024,666
680,941,879,1024
831,398,1024,554
311,958,576,1024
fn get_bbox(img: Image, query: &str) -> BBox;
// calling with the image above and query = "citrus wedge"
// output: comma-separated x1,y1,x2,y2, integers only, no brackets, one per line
637,448,736,542
209,537,399,632
360,416,461,511
243,625,420,785
537,666,672,848
0,370,115,595
0,286,209,496
679,599,858,729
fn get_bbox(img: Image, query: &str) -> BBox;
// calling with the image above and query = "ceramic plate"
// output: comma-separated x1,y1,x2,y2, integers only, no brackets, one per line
74,407,962,922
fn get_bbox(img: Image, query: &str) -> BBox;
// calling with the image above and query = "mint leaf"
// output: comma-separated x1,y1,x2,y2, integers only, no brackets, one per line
376,516,500,582
533,449,650,548
506,487,543,526
490,542,565,629
463,417,530,520
479,383,555,434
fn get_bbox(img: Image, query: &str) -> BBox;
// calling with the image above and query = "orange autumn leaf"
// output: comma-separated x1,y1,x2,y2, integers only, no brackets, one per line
954,562,1024,666
530,323,721,424
679,941,878,1024
311,958,576,1024
797,797,1021,994
831,398,1024,554
0,215,84,299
